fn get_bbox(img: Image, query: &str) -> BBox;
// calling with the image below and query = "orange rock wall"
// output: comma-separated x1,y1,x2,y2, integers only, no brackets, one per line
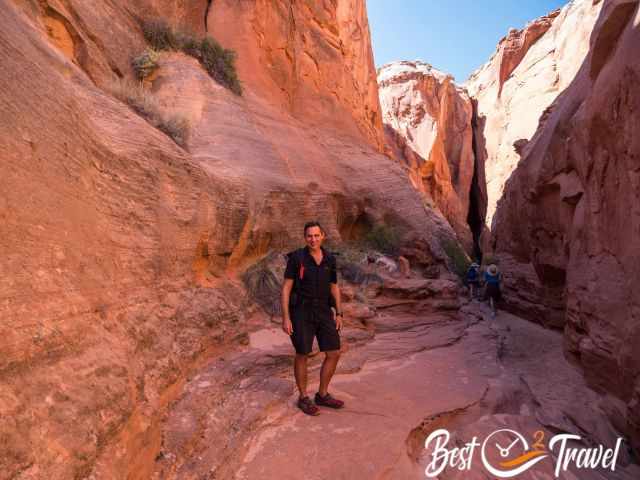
0,0,454,477
206,0,384,150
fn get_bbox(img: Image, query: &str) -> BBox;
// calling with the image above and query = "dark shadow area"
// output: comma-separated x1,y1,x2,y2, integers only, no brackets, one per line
468,98,488,262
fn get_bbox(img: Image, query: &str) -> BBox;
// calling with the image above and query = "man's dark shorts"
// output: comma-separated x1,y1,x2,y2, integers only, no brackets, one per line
484,283,502,301
290,301,340,355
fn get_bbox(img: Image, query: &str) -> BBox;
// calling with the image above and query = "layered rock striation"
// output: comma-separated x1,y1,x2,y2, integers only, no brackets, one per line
206,0,385,150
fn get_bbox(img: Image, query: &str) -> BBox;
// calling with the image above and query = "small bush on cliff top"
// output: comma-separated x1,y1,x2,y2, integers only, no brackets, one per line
108,79,190,148
140,18,242,95
131,49,160,80
199,37,242,95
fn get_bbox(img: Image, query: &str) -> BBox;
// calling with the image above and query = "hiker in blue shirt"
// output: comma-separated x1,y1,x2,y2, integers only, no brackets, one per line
465,262,480,300
483,264,502,317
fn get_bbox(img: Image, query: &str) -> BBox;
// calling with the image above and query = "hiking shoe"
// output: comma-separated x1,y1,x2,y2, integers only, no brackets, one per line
297,396,320,416
315,392,344,409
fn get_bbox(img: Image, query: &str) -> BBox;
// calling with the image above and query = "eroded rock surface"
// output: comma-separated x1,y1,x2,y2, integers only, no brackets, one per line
206,0,385,150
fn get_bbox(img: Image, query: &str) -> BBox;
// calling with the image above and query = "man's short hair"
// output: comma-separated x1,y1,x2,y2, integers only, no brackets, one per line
303,220,324,236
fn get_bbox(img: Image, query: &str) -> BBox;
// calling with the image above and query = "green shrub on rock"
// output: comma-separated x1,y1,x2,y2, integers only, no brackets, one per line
365,224,400,256
199,37,242,95
131,49,160,80
141,18,177,50
139,18,242,95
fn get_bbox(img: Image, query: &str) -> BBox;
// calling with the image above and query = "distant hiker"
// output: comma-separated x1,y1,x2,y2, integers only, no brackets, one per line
281,221,344,416
465,262,480,299
483,263,502,317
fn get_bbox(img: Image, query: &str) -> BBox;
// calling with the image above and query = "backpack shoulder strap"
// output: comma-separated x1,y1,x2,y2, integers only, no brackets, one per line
288,249,305,307
296,248,305,279
286,248,305,284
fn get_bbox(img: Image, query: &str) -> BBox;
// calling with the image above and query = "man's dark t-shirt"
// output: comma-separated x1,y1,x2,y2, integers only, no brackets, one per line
284,245,340,354
284,246,337,304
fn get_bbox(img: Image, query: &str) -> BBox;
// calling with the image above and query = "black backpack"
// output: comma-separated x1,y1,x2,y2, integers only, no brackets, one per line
286,248,305,310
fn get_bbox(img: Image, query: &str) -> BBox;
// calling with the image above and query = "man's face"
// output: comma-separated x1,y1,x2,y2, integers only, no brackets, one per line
304,226,324,250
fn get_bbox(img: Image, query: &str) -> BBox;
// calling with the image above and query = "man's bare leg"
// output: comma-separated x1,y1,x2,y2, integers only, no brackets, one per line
318,350,340,396
294,354,309,397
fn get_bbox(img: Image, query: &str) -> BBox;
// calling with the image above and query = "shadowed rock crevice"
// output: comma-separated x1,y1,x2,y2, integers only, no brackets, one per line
338,209,375,242
465,0,603,229
467,98,488,260
405,387,489,462
204,0,213,32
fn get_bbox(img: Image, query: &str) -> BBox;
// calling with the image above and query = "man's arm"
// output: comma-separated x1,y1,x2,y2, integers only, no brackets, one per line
281,278,294,335
330,283,342,331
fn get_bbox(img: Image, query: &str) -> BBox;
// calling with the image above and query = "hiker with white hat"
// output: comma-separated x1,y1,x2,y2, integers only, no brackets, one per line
483,263,502,317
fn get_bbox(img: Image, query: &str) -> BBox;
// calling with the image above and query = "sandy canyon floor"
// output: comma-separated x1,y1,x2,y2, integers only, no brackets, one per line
133,274,640,480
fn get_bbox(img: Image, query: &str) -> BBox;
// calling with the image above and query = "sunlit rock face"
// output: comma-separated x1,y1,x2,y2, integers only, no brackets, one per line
465,0,603,231
378,61,476,252
206,0,385,150
488,0,640,454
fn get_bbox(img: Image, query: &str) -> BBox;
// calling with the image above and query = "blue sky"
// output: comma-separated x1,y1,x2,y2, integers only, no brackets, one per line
367,0,568,82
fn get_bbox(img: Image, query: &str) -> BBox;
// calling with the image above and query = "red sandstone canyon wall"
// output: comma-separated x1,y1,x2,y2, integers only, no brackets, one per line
206,0,385,150
465,0,603,234
0,0,457,477
489,0,640,453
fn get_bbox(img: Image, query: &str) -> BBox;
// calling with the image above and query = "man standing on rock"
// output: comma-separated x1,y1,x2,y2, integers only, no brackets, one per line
281,221,345,415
